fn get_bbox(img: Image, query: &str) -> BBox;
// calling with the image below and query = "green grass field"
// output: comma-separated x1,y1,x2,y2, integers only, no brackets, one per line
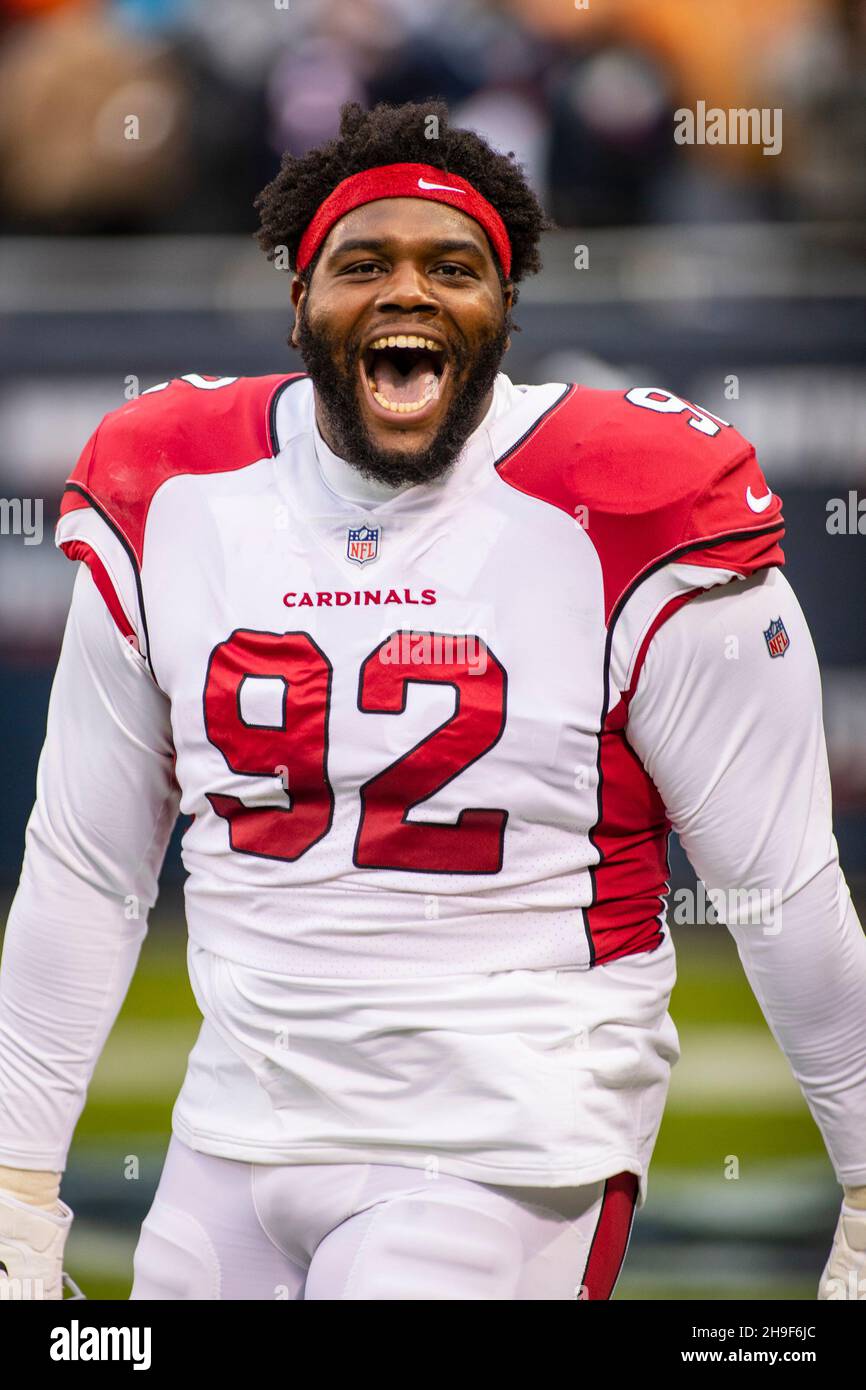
4,892,850,1301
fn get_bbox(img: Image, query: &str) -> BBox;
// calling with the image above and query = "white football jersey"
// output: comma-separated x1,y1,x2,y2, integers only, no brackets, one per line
32,368,804,1195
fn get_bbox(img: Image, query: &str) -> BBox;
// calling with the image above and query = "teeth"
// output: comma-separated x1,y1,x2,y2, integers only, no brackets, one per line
368,336,443,352
371,390,430,413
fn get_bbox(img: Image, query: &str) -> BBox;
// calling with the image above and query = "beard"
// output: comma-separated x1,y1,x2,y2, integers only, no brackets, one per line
293,305,510,488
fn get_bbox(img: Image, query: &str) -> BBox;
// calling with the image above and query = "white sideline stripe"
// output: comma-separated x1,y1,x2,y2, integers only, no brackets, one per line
668,1028,804,1112
88,1023,199,1098
66,1222,137,1279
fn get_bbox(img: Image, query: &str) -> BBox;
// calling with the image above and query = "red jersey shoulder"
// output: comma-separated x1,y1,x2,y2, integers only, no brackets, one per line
59,373,302,567
498,382,785,617
501,383,764,512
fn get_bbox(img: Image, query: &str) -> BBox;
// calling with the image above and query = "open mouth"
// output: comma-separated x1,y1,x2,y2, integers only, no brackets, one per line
361,334,449,420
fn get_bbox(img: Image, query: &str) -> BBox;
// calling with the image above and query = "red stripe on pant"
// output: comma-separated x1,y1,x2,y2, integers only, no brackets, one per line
580,1172,639,1299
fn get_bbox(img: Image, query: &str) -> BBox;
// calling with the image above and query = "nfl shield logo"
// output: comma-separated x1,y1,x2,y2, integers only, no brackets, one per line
763,617,790,658
346,523,380,566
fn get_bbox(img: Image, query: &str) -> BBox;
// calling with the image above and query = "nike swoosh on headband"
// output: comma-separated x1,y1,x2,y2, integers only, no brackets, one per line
417,178,467,194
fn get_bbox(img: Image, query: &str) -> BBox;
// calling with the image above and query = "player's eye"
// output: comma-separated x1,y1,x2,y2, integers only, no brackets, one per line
342,261,384,275
433,263,472,278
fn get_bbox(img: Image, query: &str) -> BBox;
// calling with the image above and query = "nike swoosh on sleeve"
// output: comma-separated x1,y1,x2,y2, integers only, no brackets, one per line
746,486,773,513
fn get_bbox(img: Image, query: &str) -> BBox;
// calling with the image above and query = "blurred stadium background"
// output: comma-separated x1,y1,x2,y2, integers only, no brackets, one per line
0,0,864,1299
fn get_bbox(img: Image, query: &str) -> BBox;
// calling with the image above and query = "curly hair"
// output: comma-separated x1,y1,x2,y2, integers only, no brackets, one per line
254,99,551,318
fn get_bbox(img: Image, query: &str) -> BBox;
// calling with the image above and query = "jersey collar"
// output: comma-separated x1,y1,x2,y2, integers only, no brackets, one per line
272,372,569,523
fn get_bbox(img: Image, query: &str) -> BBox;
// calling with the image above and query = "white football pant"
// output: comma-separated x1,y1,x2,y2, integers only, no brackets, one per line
130,1135,637,1301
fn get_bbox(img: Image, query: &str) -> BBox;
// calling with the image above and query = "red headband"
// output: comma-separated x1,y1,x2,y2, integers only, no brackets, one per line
295,162,512,278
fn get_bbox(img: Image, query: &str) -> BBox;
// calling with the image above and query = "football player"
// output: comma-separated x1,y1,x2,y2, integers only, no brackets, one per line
1,100,864,1301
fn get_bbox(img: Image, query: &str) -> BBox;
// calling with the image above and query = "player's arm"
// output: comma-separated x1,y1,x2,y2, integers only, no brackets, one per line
0,563,180,1297
625,565,866,1300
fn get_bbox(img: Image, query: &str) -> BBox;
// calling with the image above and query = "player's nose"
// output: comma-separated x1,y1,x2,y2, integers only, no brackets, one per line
373,259,439,314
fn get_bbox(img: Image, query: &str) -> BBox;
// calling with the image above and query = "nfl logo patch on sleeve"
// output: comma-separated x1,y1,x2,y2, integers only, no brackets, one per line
763,616,790,658
346,524,380,566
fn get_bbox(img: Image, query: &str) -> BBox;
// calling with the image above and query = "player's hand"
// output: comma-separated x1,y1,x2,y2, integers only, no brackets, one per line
0,1187,80,1300
818,1195,866,1300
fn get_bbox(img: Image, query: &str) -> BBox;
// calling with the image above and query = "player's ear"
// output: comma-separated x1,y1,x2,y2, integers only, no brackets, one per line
290,275,306,350
503,281,514,352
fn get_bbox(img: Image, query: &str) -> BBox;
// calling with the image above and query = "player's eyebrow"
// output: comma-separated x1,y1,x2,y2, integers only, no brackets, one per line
328,237,485,261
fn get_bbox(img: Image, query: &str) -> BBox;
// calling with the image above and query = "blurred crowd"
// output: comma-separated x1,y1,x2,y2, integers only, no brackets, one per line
0,0,864,235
